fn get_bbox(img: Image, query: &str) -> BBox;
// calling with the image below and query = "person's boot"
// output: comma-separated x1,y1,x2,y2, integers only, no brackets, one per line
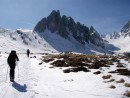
10,77,14,82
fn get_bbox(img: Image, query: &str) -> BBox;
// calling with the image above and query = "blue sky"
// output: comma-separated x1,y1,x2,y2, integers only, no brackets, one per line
0,0,130,34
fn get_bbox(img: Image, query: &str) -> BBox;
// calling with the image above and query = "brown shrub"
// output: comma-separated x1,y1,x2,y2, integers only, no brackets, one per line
93,71,101,75
89,60,107,69
49,67,54,68
124,91,130,97
38,62,43,65
76,66,90,72
116,63,125,67
63,69,71,73
116,69,130,76
124,83,130,87
58,54,70,59
102,75,112,79
124,58,129,61
51,60,65,67
43,54,69,61
116,78,125,83
128,60,130,63
109,68,130,76
106,79,115,82
64,57,89,67
110,56,118,62
43,58,54,63
63,67,90,73
115,59,120,63
124,52,130,57
109,85,116,89
108,71,117,74
107,61,114,65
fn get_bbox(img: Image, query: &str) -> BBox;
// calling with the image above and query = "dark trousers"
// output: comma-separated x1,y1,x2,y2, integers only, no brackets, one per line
27,53,29,57
9,65,15,80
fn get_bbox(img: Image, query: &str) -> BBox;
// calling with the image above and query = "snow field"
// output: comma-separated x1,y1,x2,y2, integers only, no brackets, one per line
0,53,130,98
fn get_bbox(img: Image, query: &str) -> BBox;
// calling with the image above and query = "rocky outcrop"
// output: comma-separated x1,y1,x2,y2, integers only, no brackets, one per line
34,10,105,48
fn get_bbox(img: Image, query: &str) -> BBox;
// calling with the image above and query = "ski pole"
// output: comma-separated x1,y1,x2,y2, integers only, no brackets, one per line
17,61,19,80
6,66,9,82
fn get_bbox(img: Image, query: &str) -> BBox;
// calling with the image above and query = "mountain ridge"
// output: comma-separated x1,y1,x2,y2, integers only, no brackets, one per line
0,10,122,54
107,20,130,39
105,20,130,53
34,10,105,49
0,27,108,54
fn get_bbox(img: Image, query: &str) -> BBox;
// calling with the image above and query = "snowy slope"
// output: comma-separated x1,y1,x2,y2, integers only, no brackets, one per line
0,28,57,53
37,29,107,54
105,27,130,53
106,35,130,53
0,53,130,98
0,28,109,54
105,20,130,53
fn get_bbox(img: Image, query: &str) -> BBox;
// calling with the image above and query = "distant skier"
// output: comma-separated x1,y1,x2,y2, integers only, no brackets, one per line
27,49,30,57
7,50,19,82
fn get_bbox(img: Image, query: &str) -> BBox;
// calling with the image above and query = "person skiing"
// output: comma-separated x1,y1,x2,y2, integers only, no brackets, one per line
27,49,30,57
7,50,19,82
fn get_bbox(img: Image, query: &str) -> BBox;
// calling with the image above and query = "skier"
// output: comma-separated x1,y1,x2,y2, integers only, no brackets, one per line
27,49,30,57
7,50,19,82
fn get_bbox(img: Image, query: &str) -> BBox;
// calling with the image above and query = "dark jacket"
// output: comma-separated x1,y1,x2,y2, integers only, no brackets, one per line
27,49,30,54
7,51,19,67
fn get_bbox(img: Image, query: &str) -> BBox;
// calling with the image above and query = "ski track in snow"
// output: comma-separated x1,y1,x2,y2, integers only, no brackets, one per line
0,54,36,98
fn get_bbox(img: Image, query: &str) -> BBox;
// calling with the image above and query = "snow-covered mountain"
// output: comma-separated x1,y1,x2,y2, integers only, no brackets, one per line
0,27,107,54
121,20,130,37
33,10,107,54
0,28,56,53
107,20,130,39
0,10,120,54
106,32,121,39
105,20,130,53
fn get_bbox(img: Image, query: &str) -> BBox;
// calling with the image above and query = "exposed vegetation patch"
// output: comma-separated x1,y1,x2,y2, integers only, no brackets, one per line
104,79,115,83
63,67,90,73
43,58,54,63
128,60,130,63
41,52,130,97
116,78,125,83
116,69,130,75
124,91,130,97
124,52,130,57
42,52,130,74
93,71,101,75
116,63,125,68
42,53,119,69
38,62,43,65
125,83,130,87
102,75,112,79
109,85,116,89
109,68,130,76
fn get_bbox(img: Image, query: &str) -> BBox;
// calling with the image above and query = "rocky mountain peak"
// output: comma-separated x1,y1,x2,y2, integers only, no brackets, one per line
121,21,130,37
33,10,105,49
106,20,130,39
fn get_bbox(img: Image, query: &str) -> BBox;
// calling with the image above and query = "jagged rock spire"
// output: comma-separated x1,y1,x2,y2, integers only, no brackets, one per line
34,10,105,48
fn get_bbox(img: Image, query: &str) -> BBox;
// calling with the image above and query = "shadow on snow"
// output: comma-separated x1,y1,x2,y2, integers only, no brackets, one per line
12,81,27,92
